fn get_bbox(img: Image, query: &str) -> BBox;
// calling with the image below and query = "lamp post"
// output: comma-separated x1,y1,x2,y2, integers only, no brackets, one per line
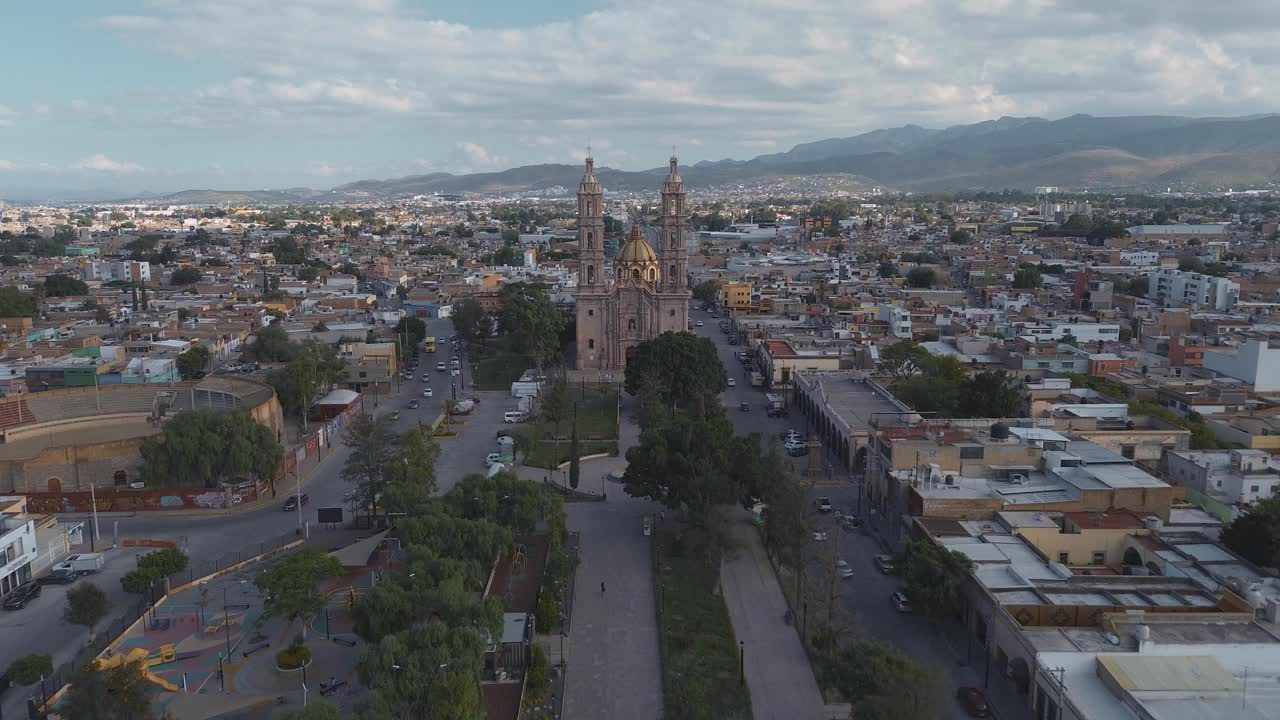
739,641,745,685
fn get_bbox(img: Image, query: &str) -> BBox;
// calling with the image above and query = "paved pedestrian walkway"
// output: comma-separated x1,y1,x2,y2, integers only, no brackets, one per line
721,513,832,720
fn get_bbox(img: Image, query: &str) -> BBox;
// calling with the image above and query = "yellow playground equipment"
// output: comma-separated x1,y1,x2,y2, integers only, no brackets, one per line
95,645,180,692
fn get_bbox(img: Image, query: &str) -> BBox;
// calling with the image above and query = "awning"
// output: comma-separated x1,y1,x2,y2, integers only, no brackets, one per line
329,529,390,568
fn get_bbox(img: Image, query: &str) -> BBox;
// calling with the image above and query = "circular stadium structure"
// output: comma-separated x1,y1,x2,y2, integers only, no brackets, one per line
0,377,283,495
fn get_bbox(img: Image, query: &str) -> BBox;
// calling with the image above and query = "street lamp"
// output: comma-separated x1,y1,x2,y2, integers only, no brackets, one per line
739,641,745,685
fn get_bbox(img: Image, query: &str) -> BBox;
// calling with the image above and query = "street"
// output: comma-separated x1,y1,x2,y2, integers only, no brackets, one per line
0,315,532,719
689,308,1020,720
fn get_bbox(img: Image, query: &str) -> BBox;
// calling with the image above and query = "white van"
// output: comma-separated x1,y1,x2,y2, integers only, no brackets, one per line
503,411,527,424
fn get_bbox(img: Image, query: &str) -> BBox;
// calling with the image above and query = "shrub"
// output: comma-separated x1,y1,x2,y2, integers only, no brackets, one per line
523,645,550,708
8,654,53,685
534,590,560,633
276,644,312,670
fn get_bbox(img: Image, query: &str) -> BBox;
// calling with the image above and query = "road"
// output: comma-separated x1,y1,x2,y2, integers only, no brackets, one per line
0,315,530,718
688,307,1021,720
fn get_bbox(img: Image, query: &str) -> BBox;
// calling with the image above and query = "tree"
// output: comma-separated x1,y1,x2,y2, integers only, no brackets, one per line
241,323,298,363
692,280,723,304
877,260,897,278
256,547,342,633
905,267,935,288
356,621,485,720
43,273,89,297
895,539,974,622
623,410,747,530
176,345,210,379
273,703,343,720
0,286,38,318
958,370,1023,418
270,235,306,265
169,267,202,285
297,266,320,282
64,581,111,642
138,409,283,489
60,658,158,720
341,413,397,519
568,405,581,490
524,645,551,708
876,341,930,381
1012,266,1042,289
7,653,53,686
499,283,565,369
1220,497,1280,570
121,548,190,594
451,298,488,346
623,332,726,417
384,426,441,514
949,229,972,244
1178,257,1206,274
820,639,943,720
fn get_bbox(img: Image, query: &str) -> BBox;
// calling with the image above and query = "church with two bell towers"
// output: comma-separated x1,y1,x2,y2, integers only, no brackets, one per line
574,153,691,370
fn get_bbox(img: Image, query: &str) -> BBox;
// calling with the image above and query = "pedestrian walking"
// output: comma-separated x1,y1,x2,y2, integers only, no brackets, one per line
601,581,606,595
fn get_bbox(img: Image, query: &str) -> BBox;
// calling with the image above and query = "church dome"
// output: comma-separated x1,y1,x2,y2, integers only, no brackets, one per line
617,224,660,283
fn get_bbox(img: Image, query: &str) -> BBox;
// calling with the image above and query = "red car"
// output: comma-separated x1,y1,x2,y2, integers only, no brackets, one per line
956,687,990,718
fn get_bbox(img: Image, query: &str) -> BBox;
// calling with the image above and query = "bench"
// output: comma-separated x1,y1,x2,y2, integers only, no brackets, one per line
242,642,270,658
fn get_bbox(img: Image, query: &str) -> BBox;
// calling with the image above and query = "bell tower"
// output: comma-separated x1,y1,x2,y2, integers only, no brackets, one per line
576,153,608,370
659,155,688,290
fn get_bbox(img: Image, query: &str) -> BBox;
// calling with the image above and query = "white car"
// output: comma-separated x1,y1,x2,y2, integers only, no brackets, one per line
436,362,447,372
815,496,833,513
485,452,502,465
812,531,828,542
696,320,704,327
727,378,736,387
423,388,433,398
451,368,460,376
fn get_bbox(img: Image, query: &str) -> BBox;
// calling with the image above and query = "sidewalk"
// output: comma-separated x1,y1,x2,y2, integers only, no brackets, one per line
720,514,830,720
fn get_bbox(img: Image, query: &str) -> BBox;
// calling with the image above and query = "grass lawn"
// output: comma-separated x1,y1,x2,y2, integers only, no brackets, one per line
517,391,618,469
654,527,753,720
470,336,531,390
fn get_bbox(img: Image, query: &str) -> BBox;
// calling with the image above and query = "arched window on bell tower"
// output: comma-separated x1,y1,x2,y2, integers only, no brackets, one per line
587,232,594,249
587,266,595,284
670,264,676,280
632,269,640,280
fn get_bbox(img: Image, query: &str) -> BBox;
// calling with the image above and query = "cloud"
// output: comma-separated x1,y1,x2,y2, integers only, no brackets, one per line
74,154,144,173
0,105,14,127
307,161,350,177
0,160,15,171
56,0,1280,179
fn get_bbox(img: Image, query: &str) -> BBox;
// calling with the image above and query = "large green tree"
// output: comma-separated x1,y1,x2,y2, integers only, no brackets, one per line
1012,265,1042,289
255,547,343,633
356,621,486,720
241,322,298,363
273,703,343,720
169,267,203,285
383,426,441,513
1221,497,1280,570
0,286,38,318
121,548,190,594
450,298,488,346
820,639,944,720
895,539,975,622
7,654,53,686
176,345,210,379
60,659,158,720
692,279,723,303
906,267,935,288
623,332,726,417
876,341,931,381
341,413,397,519
958,370,1024,418
64,581,111,642
138,409,283,489
43,273,89,297
270,235,307,265
499,282,565,369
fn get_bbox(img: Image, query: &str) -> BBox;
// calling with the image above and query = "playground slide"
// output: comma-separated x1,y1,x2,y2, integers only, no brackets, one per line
95,645,180,692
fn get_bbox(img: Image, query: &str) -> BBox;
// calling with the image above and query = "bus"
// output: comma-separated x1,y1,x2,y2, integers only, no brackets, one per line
424,337,437,353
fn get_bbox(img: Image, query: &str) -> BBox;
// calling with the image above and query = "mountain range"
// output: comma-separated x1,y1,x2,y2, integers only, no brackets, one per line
143,114,1280,204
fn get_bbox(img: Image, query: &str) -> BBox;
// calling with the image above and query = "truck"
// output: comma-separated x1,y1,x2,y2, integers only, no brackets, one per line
53,552,105,575
448,399,476,415
750,370,765,387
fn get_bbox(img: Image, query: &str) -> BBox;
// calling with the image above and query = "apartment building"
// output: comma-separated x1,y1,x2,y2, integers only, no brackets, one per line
0,506,37,595
1167,449,1280,507
1203,339,1280,391
84,259,151,284
1148,268,1240,311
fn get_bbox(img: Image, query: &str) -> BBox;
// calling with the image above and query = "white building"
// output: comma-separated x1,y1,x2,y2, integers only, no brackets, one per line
1120,250,1160,266
1016,322,1122,343
876,304,912,339
85,260,151,283
1166,449,1280,507
1148,268,1240,311
0,511,38,595
1204,339,1280,391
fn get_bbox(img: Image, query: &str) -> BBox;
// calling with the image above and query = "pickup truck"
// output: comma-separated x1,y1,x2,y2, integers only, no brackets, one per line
53,552,105,575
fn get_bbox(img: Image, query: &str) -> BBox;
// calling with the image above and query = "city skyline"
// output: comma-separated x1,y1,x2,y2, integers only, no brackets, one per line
3,0,1279,197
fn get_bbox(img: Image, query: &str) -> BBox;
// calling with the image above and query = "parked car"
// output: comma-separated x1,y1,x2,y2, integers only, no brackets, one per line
766,407,789,418
485,453,503,465
812,531,828,541
40,568,79,585
727,378,736,387
874,554,896,574
786,444,808,457
891,590,912,613
422,374,431,382
408,399,420,409
696,320,704,327
3,582,42,611
504,411,528,424
423,388,434,398
815,496,833,513
451,368,460,376
956,687,991,718
739,402,750,411
496,429,512,439
836,560,854,579
840,514,861,530
436,362,447,372
283,494,310,512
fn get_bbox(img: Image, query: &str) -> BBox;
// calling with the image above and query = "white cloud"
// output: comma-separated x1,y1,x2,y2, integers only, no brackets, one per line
0,160,15,171
62,0,1280,176
31,103,49,114
307,161,348,177
0,105,14,127
74,154,144,173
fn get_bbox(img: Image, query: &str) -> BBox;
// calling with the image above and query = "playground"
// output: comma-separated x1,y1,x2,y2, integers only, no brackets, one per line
81,544,385,720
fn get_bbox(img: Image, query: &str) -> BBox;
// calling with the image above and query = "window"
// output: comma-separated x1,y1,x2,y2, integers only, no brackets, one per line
1058,552,1070,565
1251,485,1260,493
587,232,594,249
5,544,14,563
588,339,594,349
1091,552,1106,565
669,309,675,317
588,309,594,317
670,264,676,279
1121,445,1135,459
587,266,595,284
359,371,367,378
959,446,985,460
633,269,641,280
628,319,636,331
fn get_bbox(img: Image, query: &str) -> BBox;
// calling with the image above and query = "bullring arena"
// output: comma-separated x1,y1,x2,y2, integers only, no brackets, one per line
0,378,283,500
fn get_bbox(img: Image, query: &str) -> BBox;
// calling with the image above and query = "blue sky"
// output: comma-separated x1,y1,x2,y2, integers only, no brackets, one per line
2,0,1278,199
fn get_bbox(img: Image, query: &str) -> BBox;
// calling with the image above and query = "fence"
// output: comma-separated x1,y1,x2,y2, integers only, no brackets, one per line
163,531,299,591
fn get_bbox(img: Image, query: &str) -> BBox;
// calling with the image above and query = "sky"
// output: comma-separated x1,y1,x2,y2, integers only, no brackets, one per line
1,0,1278,199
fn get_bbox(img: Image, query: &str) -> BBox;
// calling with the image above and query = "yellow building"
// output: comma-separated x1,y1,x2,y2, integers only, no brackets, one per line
1010,510,1150,568
720,281,754,313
